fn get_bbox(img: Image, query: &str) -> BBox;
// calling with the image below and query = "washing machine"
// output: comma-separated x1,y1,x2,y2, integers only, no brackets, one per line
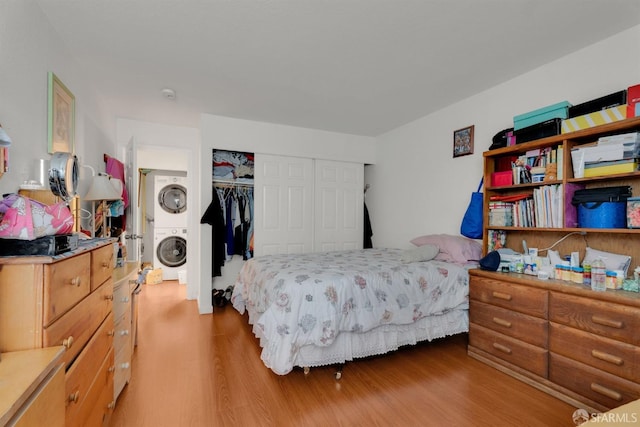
154,175,187,227
153,227,187,280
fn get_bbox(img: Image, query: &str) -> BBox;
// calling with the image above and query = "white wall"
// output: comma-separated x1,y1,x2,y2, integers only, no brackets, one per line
199,114,377,313
366,25,640,250
0,1,114,197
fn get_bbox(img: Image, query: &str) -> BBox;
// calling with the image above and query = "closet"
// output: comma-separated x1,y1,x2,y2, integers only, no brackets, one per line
208,150,255,279
205,151,364,291
254,154,364,255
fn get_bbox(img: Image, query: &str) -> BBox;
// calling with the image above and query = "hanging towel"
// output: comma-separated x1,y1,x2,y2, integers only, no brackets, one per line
105,155,129,209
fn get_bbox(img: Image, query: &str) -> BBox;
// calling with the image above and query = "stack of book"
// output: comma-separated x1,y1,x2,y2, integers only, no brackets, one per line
573,132,640,178
489,184,565,229
489,202,513,226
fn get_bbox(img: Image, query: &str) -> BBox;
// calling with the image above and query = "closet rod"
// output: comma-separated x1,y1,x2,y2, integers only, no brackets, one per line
213,180,254,188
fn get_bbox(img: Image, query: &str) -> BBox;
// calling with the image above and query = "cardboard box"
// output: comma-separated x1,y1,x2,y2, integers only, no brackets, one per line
514,118,562,144
568,90,627,118
491,170,512,187
583,159,639,177
561,105,627,134
627,197,640,228
628,84,640,118
513,101,571,131
146,268,163,285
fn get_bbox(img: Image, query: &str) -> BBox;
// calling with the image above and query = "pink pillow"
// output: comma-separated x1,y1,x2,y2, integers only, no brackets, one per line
410,234,482,265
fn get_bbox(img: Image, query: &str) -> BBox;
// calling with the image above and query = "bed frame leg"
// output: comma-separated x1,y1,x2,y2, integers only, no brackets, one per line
335,364,344,380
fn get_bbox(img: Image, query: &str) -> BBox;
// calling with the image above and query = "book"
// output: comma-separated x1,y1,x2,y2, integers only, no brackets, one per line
583,158,639,177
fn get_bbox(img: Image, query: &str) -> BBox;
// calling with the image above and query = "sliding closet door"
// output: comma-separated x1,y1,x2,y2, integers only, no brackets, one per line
254,154,314,256
314,160,364,252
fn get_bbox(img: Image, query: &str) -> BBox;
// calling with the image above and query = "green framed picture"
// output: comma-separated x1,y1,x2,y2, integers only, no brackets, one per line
48,72,75,154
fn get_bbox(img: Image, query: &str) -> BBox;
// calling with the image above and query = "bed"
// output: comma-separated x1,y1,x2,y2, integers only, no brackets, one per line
231,239,480,376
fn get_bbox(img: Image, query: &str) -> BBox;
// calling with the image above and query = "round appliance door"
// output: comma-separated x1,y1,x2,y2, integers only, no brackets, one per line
157,184,187,214
156,236,187,267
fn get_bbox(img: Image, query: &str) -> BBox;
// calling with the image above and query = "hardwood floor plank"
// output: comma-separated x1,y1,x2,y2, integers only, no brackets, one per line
110,281,578,426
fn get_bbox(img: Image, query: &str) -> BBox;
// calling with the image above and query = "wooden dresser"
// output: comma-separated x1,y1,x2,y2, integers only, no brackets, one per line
112,262,140,401
0,239,116,427
0,347,66,426
468,269,640,413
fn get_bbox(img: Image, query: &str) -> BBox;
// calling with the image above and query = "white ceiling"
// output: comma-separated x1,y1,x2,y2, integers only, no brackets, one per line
35,0,640,137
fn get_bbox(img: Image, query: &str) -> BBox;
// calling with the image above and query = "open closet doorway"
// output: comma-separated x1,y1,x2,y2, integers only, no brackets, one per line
124,137,191,286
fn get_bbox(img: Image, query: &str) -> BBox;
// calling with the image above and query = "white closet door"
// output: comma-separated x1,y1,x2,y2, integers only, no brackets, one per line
314,160,364,252
254,154,314,256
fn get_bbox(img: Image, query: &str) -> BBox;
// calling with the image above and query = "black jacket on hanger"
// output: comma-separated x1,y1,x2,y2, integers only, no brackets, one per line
200,193,226,277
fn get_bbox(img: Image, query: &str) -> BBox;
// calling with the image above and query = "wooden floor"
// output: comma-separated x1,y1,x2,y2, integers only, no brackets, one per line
110,281,577,427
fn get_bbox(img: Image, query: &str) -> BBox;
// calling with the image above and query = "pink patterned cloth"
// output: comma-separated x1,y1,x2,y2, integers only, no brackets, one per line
0,194,74,240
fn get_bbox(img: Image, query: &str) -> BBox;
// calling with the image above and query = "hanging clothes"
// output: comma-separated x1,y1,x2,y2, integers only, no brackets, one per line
200,190,226,277
364,202,373,249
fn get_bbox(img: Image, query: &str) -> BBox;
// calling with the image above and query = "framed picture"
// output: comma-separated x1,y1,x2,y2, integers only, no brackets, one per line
453,125,474,158
48,72,75,154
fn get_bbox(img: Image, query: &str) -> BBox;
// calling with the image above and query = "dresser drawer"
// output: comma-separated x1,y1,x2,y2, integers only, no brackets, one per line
114,341,132,399
43,280,113,369
550,292,640,346
470,276,548,318
91,244,115,292
550,322,640,382
113,309,131,355
470,300,548,347
67,346,114,427
44,253,91,327
113,280,131,323
550,353,640,409
65,314,114,426
469,323,548,378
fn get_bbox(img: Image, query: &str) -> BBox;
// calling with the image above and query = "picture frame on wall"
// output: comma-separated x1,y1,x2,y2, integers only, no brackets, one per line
48,72,75,154
453,125,474,158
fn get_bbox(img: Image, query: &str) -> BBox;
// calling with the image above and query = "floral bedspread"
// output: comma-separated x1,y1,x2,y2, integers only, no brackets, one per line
231,248,470,374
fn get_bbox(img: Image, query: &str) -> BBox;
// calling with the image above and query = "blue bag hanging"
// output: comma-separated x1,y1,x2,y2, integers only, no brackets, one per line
460,177,484,239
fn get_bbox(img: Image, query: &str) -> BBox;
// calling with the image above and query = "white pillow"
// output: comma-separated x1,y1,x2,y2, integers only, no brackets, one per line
583,247,631,277
400,244,439,263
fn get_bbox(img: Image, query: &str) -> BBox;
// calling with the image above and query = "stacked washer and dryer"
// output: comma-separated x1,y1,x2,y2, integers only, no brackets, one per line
153,175,188,281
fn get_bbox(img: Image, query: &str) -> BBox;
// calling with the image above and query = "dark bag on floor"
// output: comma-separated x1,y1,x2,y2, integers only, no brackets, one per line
460,177,484,239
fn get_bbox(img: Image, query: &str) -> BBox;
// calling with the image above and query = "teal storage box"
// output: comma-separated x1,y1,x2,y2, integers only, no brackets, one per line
513,101,572,131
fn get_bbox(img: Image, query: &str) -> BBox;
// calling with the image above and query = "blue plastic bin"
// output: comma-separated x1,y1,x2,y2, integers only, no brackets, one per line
577,201,626,228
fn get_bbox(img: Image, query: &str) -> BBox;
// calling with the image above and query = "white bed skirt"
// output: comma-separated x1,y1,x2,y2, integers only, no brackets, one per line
247,307,469,372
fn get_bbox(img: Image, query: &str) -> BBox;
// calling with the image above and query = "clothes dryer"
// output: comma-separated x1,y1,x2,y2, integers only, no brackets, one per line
153,227,187,280
154,175,187,227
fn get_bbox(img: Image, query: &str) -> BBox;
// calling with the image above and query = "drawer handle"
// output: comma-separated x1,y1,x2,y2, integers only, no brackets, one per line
108,400,116,410
491,291,512,301
108,365,116,373
492,317,512,328
129,279,138,285
120,329,130,336
102,261,110,268
63,336,74,349
69,276,81,287
120,362,130,370
591,315,624,329
105,294,114,301
591,349,624,366
590,383,623,401
107,329,115,337
68,390,80,404
122,296,130,303
492,342,512,354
